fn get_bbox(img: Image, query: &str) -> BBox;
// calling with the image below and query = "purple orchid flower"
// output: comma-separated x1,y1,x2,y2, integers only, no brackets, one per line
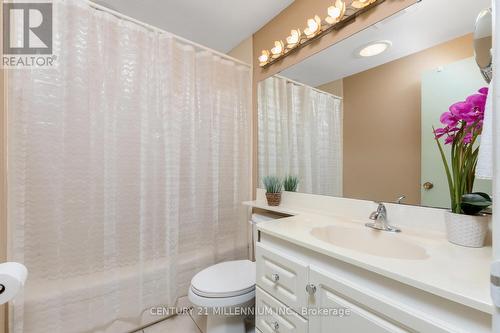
444,135,455,145
440,111,458,127
435,87,488,145
463,132,473,145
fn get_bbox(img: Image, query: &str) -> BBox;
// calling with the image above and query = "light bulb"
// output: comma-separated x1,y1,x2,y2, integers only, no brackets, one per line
286,29,301,48
304,15,321,38
351,0,376,9
270,40,284,58
325,0,345,24
258,50,270,66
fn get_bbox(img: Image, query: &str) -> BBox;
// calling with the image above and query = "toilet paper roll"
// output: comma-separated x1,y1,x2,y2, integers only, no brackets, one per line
0,262,28,305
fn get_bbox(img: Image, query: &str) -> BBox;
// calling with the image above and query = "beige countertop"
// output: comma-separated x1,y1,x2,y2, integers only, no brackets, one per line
245,200,493,314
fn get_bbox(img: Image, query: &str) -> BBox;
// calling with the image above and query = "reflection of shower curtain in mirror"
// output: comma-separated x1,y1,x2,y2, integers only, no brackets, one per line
7,1,251,332
258,76,342,196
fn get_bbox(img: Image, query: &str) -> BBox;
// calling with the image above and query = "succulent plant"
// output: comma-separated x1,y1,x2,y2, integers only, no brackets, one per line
283,175,299,192
263,176,282,194
460,192,492,215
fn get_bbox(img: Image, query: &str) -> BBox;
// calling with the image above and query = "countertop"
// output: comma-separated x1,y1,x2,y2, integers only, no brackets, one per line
244,200,493,314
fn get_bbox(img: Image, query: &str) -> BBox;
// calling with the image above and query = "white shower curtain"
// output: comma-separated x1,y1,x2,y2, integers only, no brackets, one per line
7,1,251,332
258,76,343,196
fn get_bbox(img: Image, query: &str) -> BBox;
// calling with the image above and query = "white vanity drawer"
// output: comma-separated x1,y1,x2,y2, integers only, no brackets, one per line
255,242,309,313
309,281,410,333
256,287,308,333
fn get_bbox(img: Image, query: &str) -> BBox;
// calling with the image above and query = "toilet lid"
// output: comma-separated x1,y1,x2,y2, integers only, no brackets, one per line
191,260,256,298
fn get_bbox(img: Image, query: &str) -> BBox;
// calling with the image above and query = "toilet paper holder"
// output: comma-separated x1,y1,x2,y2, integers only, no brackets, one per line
0,262,28,305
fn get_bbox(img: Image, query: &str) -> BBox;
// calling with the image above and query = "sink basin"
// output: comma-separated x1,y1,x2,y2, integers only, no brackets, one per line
310,225,429,260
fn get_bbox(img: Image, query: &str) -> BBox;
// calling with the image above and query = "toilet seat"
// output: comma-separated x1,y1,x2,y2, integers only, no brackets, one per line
189,286,255,309
190,260,256,298
191,284,255,298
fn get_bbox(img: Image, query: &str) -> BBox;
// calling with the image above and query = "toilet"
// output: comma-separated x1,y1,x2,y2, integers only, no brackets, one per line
189,260,256,333
188,213,280,333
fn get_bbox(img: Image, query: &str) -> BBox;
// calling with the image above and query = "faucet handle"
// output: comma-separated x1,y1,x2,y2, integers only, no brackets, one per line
396,195,406,204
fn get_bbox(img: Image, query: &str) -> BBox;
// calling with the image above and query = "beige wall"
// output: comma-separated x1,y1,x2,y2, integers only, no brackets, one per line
252,0,418,195
342,34,474,204
227,37,253,65
316,79,343,98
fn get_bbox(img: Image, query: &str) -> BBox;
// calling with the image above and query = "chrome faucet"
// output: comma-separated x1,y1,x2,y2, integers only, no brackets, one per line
396,195,406,204
366,203,401,233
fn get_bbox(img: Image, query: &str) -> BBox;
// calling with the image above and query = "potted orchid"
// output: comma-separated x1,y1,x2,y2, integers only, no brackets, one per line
434,87,492,247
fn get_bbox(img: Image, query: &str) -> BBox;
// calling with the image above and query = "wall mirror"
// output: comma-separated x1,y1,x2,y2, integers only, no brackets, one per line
257,0,492,209
474,8,493,83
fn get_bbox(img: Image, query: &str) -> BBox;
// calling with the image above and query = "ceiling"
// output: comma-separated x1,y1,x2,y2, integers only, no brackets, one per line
281,0,490,87
95,0,294,53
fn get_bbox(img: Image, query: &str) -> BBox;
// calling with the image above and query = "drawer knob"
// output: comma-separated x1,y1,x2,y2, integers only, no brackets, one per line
306,283,317,295
270,273,280,282
270,321,279,330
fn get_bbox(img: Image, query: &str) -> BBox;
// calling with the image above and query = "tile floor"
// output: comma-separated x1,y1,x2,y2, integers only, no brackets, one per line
132,297,253,333
134,306,255,333
139,312,204,333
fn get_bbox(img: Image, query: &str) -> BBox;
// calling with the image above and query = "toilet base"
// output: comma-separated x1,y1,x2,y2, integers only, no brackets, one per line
206,314,246,333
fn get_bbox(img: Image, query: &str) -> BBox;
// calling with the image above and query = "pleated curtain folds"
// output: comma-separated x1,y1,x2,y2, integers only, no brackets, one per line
7,1,251,332
258,76,343,197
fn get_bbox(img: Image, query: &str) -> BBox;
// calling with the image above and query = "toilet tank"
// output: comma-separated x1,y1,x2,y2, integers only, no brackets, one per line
249,212,283,261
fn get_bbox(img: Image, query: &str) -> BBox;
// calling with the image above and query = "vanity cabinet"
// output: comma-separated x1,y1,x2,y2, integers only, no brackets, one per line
256,287,308,333
255,235,491,333
256,242,408,333
255,242,309,314
308,268,409,333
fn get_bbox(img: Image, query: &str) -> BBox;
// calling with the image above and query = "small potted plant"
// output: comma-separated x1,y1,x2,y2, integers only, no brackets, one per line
434,87,492,247
263,176,282,206
283,175,299,192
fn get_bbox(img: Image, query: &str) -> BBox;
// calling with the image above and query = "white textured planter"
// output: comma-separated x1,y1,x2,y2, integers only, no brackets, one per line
444,212,490,248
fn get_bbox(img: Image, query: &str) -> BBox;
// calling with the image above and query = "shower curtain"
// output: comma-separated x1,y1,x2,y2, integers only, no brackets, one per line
7,1,251,332
258,76,343,196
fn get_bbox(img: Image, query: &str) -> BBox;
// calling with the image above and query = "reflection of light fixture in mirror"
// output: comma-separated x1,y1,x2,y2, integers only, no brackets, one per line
304,15,322,38
257,0,385,68
270,40,285,58
258,50,270,66
286,29,302,48
358,40,392,57
351,0,376,9
326,0,346,24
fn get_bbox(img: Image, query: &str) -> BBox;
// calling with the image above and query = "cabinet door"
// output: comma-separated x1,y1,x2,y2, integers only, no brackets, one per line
256,243,309,314
256,287,308,333
308,268,410,333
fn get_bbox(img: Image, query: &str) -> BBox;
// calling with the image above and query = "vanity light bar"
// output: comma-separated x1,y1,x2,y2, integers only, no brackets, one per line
258,0,385,68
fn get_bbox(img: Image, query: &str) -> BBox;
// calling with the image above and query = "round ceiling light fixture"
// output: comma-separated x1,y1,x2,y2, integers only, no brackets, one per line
357,40,392,57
